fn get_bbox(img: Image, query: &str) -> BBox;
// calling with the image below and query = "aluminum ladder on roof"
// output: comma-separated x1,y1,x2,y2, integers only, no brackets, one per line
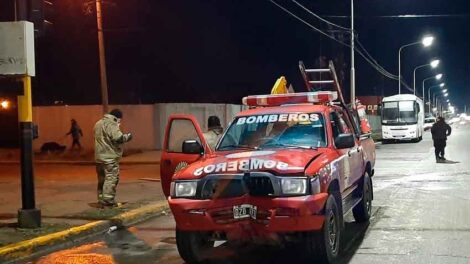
299,60,347,107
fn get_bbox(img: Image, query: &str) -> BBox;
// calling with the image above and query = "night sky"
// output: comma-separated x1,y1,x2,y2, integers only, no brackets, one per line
1,0,470,110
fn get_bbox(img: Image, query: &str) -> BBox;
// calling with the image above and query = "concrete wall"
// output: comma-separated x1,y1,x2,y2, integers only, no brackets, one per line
32,103,245,151
33,105,157,151
154,103,246,149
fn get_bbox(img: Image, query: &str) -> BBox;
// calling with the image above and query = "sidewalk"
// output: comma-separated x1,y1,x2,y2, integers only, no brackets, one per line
0,162,167,251
0,149,162,165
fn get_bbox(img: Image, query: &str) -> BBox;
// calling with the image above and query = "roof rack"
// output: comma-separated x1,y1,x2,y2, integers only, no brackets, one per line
242,91,338,107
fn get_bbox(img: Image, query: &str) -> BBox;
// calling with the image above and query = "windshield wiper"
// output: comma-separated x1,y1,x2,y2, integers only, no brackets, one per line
217,145,259,151
262,142,317,150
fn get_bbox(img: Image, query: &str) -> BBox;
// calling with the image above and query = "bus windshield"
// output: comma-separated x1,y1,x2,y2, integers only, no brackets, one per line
382,101,418,125
217,113,327,151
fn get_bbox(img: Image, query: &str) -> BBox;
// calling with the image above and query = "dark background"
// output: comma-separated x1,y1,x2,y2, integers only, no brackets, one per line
1,0,469,109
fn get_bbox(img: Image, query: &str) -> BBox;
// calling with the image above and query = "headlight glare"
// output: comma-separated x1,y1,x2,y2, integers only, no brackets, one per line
281,178,307,195
175,181,197,197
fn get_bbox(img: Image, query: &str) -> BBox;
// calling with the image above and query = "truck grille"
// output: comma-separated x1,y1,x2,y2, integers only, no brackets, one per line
201,178,246,199
199,173,278,199
247,176,275,196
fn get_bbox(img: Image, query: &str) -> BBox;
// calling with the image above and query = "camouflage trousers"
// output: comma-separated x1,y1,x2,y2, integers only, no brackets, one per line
96,161,120,205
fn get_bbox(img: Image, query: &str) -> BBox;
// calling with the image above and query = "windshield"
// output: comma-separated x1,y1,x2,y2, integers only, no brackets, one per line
382,101,418,125
217,113,327,150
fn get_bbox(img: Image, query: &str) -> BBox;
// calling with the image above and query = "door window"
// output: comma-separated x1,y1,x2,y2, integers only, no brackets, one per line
167,119,201,153
330,112,345,139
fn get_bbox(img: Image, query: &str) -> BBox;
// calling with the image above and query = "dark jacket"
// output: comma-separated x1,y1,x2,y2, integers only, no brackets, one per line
67,124,83,140
431,120,452,141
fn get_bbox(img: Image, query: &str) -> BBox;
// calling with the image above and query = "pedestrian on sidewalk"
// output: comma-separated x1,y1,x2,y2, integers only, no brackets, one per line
431,116,452,163
66,119,83,150
94,109,133,207
203,115,224,150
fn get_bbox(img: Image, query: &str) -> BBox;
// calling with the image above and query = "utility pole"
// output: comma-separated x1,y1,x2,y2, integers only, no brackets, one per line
96,0,109,114
14,0,41,228
350,0,356,108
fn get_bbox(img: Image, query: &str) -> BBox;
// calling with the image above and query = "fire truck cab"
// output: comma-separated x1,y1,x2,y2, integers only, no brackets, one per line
160,90,376,263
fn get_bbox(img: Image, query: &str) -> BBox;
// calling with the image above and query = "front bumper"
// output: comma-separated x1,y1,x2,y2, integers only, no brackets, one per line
382,132,417,140
169,193,328,240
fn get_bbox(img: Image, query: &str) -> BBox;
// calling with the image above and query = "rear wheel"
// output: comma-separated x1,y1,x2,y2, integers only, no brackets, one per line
302,194,341,263
176,230,214,264
353,175,372,223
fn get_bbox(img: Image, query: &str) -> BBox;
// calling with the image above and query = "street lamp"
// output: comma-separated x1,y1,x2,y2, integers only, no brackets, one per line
422,36,435,47
0,100,10,110
413,59,440,95
434,92,448,115
399,35,434,94
430,59,440,68
423,74,444,114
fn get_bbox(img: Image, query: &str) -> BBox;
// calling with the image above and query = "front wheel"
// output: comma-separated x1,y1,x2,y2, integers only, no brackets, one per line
302,194,341,263
353,175,372,223
176,230,214,264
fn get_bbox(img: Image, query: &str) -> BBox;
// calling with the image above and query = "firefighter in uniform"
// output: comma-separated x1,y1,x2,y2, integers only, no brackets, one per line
203,116,223,150
94,109,133,207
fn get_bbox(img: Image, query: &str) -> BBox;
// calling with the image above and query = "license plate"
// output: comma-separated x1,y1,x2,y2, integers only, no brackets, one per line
233,204,257,220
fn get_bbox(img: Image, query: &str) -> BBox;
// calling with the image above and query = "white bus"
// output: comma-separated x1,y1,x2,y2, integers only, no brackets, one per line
381,94,424,143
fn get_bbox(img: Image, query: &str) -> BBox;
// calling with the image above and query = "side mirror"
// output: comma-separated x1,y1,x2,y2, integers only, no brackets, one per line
335,133,355,149
182,140,204,154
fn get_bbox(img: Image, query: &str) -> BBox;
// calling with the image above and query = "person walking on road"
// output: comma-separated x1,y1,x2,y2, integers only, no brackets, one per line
94,109,133,207
431,116,452,163
67,119,83,150
203,115,224,150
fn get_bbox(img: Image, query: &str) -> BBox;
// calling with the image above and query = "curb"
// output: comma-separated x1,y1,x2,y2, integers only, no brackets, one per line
0,201,169,263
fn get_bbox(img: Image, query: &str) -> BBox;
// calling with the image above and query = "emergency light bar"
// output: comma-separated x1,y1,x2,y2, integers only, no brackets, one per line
242,91,338,107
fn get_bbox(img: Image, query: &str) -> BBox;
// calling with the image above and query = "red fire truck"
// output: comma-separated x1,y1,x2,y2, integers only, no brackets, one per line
160,61,376,263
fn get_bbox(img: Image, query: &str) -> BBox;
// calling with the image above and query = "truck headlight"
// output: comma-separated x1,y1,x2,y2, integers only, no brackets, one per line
174,181,198,198
281,178,308,195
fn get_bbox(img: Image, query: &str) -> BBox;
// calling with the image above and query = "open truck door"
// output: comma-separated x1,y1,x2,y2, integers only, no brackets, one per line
160,114,211,197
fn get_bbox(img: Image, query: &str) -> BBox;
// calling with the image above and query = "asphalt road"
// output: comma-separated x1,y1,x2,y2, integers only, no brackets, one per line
23,125,470,264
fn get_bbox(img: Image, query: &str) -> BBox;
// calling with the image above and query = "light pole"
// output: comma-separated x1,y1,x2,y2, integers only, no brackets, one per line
433,91,448,115
428,82,445,114
413,59,439,95
96,0,109,114
423,73,443,114
350,0,355,108
398,36,434,94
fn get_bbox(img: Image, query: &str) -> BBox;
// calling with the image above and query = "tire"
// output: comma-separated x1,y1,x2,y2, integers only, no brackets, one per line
176,230,214,264
303,194,341,263
382,139,390,144
353,175,372,223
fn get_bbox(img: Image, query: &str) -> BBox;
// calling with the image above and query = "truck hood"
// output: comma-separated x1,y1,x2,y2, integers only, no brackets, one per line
174,149,325,179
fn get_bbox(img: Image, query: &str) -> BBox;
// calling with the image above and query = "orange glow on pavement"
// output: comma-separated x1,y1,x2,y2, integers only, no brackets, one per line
36,242,115,264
